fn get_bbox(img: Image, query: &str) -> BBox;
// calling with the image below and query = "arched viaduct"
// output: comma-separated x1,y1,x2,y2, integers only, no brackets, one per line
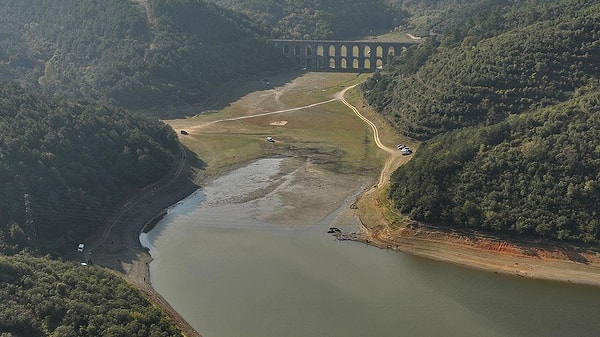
270,39,417,72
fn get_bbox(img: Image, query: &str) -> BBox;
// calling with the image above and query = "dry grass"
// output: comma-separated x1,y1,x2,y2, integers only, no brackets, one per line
167,72,385,181
376,187,407,228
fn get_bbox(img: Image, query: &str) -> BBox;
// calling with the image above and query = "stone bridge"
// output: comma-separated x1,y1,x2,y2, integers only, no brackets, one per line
270,39,417,72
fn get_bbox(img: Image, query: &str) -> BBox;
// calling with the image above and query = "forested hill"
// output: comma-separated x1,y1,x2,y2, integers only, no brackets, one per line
204,0,408,39
0,81,179,254
389,84,600,243
362,0,600,140
0,0,289,109
364,0,600,244
0,253,183,337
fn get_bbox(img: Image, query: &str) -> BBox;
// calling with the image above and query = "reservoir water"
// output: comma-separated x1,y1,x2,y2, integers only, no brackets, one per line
141,158,600,337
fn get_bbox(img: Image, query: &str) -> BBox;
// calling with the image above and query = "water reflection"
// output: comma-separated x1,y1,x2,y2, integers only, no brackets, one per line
141,159,600,337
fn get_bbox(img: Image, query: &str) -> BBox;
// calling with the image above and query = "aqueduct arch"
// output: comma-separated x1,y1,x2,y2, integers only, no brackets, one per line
270,39,416,72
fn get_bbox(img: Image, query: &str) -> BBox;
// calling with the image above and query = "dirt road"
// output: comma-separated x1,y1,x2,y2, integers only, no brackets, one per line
91,71,600,336
339,86,600,287
90,75,369,337
90,144,202,337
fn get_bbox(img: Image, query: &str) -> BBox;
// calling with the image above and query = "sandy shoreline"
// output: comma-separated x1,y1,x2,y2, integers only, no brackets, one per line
348,179,600,286
90,73,600,336
91,145,203,337
360,221,600,286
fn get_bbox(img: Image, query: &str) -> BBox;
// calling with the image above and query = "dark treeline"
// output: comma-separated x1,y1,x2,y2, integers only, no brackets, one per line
390,85,600,242
0,253,182,337
363,1,599,140
0,81,183,335
390,0,514,37
204,0,408,39
0,81,179,254
0,0,290,109
363,0,600,243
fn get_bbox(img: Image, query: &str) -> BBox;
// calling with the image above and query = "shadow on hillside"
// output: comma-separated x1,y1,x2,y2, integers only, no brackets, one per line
150,69,304,120
186,146,206,173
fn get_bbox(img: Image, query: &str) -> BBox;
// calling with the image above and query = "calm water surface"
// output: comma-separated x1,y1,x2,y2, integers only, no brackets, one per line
141,159,600,337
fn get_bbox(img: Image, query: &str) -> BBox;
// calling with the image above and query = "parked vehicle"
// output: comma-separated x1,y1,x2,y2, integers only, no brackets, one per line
400,147,412,155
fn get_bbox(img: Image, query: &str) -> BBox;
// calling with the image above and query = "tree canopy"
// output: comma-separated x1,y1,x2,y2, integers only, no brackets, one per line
0,253,182,337
363,0,599,140
204,0,408,39
389,85,600,242
0,81,179,253
366,0,600,244
0,0,290,109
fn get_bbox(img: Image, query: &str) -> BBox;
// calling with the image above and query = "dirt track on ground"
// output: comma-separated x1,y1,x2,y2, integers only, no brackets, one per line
90,143,202,337
340,86,600,287
91,72,600,336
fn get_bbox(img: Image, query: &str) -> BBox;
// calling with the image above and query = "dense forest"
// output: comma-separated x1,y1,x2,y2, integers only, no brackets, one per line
0,82,183,335
364,0,600,243
0,81,179,254
363,1,599,140
0,253,182,337
204,0,408,39
389,0,514,37
389,85,600,242
0,0,290,109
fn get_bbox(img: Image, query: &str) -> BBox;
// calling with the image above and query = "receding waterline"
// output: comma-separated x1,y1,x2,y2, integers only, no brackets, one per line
141,159,600,337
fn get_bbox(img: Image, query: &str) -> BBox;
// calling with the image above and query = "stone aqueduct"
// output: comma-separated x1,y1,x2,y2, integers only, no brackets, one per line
270,39,416,72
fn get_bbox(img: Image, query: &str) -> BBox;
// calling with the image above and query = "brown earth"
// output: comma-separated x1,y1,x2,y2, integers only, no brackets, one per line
341,90,600,287
89,72,600,337
88,144,203,337
87,73,373,337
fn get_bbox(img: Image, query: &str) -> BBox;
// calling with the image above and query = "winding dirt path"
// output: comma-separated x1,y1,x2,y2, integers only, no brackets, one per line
190,98,337,130
93,72,600,336
337,85,402,187
90,144,202,337
89,145,187,253
340,85,600,287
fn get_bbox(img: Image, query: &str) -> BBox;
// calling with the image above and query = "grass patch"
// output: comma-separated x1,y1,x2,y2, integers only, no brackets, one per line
377,187,407,229
169,72,386,180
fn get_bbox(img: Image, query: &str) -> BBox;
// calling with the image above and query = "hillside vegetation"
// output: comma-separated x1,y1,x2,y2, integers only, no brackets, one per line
204,0,408,39
363,0,600,243
390,85,600,242
0,0,289,109
363,1,599,140
0,81,183,335
0,81,179,254
0,253,182,337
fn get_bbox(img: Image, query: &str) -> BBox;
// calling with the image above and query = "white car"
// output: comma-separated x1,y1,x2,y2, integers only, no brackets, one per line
266,136,275,142
77,243,85,252
400,147,412,155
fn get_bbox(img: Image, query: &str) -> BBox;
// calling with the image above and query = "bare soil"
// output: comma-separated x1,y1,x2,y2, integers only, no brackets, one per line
343,94,600,287
89,145,202,337
90,71,600,337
